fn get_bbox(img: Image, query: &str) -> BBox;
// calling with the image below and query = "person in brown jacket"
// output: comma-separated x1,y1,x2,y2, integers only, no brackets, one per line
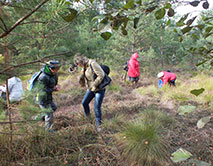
74,55,106,132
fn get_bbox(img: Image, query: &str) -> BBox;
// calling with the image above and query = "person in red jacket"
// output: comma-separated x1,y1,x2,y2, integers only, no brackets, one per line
157,71,176,87
127,52,140,85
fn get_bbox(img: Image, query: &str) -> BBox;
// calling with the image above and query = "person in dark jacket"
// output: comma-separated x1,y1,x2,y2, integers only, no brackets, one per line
74,55,106,132
128,52,140,85
37,60,60,132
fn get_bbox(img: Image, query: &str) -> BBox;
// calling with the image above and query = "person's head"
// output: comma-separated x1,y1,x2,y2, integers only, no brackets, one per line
73,53,88,67
132,52,139,59
47,60,61,74
157,72,164,79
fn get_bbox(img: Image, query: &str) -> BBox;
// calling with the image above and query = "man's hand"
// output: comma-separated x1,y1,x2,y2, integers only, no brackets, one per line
91,83,96,91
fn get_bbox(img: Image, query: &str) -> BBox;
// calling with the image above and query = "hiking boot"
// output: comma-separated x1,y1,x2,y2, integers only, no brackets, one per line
97,126,102,132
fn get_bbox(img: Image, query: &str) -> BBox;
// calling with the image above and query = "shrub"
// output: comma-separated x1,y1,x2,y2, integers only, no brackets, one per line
116,113,170,166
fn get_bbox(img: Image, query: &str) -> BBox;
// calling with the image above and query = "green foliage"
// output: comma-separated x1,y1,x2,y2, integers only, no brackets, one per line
108,83,123,92
171,148,192,163
135,85,160,98
103,114,126,131
0,98,6,120
0,125,100,165
18,100,41,120
117,112,169,166
197,116,210,129
155,8,166,20
101,32,112,40
190,88,205,96
178,105,196,115
62,8,78,22
123,0,134,9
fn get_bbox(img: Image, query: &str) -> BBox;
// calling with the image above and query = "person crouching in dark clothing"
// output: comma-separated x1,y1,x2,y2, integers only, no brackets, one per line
37,60,60,132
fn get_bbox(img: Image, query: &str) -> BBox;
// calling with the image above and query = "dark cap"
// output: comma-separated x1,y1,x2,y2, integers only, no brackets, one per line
47,60,61,69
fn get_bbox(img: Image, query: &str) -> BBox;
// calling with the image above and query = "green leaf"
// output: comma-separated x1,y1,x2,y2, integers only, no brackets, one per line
155,8,166,20
190,88,205,96
197,116,210,129
167,8,175,17
191,33,199,39
204,32,213,39
166,19,171,26
101,32,112,40
190,159,211,166
196,24,205,31
62,8,78,22
178,36,183,42
164,3,171,9
186,16,197,26
181,26,193,34
178,105,196,115
176,14,189,27
205,27,213,33
203,16,213,21
171,148,192,163
89,0,94,3
136,0,141,5
123,0,134,9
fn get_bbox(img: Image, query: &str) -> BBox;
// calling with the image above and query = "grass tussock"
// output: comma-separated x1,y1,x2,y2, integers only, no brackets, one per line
108,83,124,92
115,110,170,166
0,124,103,166
135,85,160,98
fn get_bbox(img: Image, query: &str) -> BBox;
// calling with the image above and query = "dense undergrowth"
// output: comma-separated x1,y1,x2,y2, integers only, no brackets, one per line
0,70,212,166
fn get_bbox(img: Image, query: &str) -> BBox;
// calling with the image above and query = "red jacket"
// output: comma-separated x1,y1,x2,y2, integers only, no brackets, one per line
161,71,176,85
128,53,140,77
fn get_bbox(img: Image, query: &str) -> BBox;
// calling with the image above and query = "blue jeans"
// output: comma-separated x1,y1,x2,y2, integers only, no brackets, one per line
82,89,106,127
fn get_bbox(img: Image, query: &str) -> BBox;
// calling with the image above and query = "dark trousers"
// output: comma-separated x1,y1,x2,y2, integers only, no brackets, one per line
39,101,57,131
169,79,176,87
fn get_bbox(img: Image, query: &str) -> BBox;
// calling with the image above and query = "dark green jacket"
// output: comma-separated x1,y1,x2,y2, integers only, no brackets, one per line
37,65,58,105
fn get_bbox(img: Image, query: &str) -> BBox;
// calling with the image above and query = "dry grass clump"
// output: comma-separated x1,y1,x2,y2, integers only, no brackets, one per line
135,85,160,98
0,124,106,165
115,109,171,166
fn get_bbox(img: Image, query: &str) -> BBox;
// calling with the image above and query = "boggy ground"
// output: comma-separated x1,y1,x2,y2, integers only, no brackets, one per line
0,72,212,166
51,73,213,166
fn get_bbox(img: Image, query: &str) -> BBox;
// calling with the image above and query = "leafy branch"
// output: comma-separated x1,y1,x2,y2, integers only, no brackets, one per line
0,0,50,38
0,51,73,74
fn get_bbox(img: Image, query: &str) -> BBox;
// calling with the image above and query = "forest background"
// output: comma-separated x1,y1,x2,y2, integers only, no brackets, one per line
0,0,212,166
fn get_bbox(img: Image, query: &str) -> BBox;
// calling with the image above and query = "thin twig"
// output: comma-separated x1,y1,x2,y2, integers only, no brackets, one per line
0,0,50,38
0,17,8,31
0,120,38,124
0,51,73,74
0,132,24,136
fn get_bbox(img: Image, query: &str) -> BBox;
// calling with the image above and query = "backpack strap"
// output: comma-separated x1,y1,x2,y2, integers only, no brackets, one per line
90,64,97,80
